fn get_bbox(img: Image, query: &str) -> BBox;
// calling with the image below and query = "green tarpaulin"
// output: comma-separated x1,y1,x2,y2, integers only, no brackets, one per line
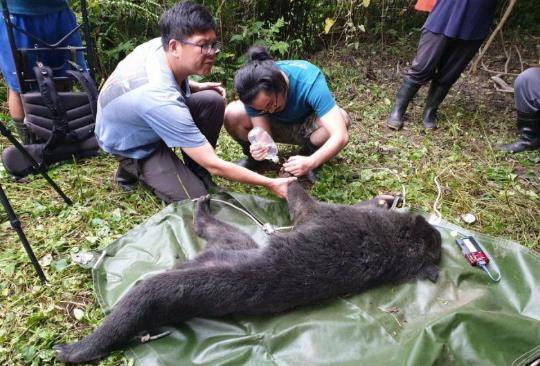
92,192,540,366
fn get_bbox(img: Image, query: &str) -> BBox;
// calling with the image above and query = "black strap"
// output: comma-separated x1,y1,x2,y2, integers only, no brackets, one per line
66,61,98,118
32,62,77,152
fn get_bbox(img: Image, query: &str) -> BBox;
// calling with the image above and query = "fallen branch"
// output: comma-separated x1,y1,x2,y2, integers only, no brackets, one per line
513,45,524,73
501,31,510,74
491,75,514,93
480,60,520,76
471,0,517,73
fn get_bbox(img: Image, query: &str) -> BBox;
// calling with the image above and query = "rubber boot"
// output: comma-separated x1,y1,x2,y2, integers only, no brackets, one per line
13,118,35,144
498,111,540,153
234,139,265,171
422,82,451,129
387,79,421,130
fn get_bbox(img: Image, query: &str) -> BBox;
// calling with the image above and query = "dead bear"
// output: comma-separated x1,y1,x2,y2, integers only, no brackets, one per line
54,182,442,363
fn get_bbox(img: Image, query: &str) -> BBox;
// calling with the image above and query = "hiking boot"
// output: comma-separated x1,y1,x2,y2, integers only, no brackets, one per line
115,166,138,190
497,111,540,153
234,139,266,171
422,82,451,130
387,79,421,130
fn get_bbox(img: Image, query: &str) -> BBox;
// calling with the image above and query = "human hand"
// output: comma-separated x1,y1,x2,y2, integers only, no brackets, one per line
196,81,226,99
267,177,297,199
282,155,315,177
250,142,268,161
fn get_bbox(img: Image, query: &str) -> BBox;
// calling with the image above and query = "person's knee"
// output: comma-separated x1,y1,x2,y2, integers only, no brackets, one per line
224,101,251,138
199,90,225,117
224,100,245,125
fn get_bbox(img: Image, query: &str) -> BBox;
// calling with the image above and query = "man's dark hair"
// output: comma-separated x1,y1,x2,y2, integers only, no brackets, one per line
234,45,288,105
159,1,216,50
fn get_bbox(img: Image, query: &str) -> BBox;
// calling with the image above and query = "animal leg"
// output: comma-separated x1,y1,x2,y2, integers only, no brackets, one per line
286,181,319,225
54,262,270,364
194,195,258,250
175,248,255,270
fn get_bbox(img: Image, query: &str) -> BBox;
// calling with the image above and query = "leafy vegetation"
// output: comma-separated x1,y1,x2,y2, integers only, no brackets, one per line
1,0,539,365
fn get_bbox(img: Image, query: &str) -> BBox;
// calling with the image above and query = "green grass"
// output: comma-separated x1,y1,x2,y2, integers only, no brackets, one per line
0,46,539,365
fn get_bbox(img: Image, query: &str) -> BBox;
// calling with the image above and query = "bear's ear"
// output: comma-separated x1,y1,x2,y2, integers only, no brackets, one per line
421,264,440,283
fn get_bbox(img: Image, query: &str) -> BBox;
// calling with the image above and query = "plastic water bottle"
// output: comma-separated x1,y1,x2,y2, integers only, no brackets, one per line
247,127,279,163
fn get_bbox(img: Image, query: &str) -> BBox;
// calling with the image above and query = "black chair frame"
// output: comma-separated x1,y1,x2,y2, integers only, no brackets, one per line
1,0,97,283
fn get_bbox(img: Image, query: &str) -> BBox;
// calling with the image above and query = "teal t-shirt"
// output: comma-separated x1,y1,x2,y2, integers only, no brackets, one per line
246,60,336,124
1,0,67,15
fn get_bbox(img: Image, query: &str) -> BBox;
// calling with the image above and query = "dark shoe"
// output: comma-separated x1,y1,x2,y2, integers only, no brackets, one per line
422,82,451,129
234,155,266,170
498,111,540,153
387,79,421,130
115,166,138,190
297,140,318,156
234,138,268,171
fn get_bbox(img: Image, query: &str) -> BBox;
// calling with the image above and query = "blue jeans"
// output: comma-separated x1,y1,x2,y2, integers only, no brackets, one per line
0,7,87,91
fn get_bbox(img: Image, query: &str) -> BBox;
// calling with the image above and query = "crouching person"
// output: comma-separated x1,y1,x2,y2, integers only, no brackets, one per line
224,46,351,181
498,66,540,153
95,2,294,201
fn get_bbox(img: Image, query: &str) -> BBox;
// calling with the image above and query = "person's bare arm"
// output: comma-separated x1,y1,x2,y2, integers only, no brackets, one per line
182,142,295,199
189,80,226,99
283,105,348,176
310,106,349,165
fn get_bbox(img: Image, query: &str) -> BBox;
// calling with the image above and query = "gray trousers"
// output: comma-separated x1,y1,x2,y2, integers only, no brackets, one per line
514,67,540,114
117,90,225,203
406,30,483,87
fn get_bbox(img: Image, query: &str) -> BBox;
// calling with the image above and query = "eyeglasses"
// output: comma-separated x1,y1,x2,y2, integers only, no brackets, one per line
253,93,279,115
179,39,221,55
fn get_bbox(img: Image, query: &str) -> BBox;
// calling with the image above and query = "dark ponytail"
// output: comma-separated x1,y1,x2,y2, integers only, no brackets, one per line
234,45,287,105
245,45,274,62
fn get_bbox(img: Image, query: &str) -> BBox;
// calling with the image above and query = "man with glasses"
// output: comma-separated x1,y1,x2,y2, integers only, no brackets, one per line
95,1,295,202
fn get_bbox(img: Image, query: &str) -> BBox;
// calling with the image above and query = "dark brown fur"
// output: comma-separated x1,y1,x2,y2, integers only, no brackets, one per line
55,182,441,363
